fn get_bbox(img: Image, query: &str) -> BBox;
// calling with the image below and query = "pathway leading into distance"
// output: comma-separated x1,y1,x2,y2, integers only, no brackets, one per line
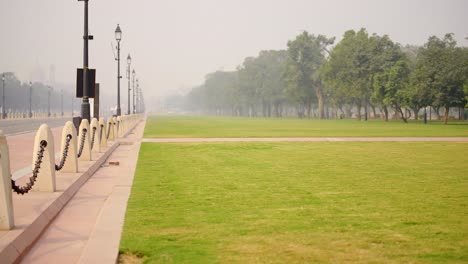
142,137,468,143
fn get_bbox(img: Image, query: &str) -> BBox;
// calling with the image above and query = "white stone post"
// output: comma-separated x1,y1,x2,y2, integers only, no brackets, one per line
60,121,78,173
78,119,92,161
99,118,107,149
0,131,14,230
116,116,122,138
90,118,101,153
113,117,118,139
107,119,114,141
32,124,56,192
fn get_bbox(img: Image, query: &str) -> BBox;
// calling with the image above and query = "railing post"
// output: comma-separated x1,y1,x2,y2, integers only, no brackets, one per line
112,117,118,139
78,119,92,161
116,116,122,138
60,121,78,173
90,118,100,153
33,124,56,192
0,130,14,230
99,117,107,149
107,118,114,141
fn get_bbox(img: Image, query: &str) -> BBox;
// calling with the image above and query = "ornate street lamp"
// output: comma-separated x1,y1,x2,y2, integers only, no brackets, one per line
127,54,132,115
115,24,122,116
132,69,136,114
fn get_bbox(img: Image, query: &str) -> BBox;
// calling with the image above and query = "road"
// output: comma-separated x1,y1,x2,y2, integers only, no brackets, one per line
0,117,72,136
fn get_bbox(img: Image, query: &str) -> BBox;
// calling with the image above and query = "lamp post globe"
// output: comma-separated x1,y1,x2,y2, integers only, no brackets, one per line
115,24,122,41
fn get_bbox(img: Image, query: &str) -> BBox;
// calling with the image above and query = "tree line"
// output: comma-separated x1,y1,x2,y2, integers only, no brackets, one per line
169,28,468,124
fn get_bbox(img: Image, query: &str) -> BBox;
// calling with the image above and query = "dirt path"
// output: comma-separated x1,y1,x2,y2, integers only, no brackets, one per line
142,137,468,143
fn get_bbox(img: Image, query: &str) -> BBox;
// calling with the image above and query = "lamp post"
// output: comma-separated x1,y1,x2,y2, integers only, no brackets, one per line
29,82,32,118
47,86,53,117
136,78,139,113
132,69,136,114
126,54,132,115
115,24,122,116
78,0,92,121
1,73,5,119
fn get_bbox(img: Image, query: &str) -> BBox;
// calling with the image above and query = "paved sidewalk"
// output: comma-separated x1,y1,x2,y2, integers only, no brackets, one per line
142,137,468,143
20,121,145,264
7,127,63,173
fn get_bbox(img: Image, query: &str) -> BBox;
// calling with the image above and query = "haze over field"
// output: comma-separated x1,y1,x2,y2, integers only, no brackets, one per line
0,0,467,110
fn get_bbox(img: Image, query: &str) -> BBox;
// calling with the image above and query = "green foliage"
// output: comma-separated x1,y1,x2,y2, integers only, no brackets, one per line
181,30,467,123
285,31,334,118
143,115,468,138
412,34,466,123
120,142,468,263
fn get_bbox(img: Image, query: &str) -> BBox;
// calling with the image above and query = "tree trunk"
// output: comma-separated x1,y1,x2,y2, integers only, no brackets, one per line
364,99,368,121
444,106,449,124
383,106,389,122
356,102,362,120
397,106,408,123
413,108,419,120
434,106,440,120
370,104,377,119
315,87,324,119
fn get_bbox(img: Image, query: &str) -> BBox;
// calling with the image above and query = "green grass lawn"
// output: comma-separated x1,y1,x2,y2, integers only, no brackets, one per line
120,142,468,263
143,115,468,138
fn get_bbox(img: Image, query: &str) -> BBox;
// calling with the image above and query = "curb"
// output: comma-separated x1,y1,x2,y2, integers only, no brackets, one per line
0,142,120,263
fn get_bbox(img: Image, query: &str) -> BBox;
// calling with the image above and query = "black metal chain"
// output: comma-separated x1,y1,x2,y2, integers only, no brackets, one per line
11,140,47,195
90,127,97,149
77,128,87,158
55,134,72,171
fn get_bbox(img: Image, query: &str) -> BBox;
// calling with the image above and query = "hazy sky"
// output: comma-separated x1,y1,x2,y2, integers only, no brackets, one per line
0,0,467,102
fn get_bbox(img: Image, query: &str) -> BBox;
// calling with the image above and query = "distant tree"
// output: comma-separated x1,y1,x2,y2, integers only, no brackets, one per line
373,59,411,122
285,31,334,118
412,34,466,124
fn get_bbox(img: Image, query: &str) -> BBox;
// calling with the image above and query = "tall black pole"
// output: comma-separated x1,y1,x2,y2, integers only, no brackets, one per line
29,82,32,118
81,0,91,121
127,57,131,115
116,38,121,116
132,71,136,114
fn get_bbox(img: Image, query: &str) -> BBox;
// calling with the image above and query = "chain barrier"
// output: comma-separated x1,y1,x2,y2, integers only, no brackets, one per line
90,127,97,149
77,128,87,158
55,134,72,171
11,140,47,195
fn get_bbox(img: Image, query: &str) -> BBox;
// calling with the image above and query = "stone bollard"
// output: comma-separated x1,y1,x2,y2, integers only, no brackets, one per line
77,119,92,161
113,117,118,138
116,116,122,137
90,118,101,153
107,118,114,141
32,124,56,192
99,118,107,149
59,121,78,173
0,130,14,230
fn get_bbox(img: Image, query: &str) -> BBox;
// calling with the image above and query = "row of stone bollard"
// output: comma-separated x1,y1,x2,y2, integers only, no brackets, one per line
0,113,143,230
